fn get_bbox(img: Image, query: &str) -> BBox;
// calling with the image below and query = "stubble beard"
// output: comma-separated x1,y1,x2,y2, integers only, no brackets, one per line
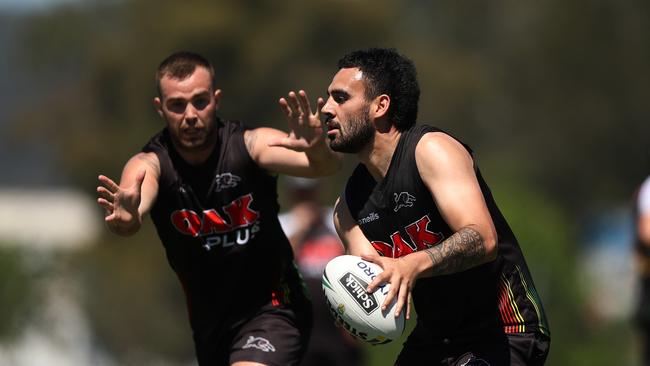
168,115,218,156
329,105,374,154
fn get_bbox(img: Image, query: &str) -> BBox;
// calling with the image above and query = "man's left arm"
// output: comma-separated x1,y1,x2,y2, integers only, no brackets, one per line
246,90,342,177
412,132,498,276
364,132,498,317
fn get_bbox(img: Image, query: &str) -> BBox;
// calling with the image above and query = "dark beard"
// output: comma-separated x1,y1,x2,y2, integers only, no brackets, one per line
329,107,374,154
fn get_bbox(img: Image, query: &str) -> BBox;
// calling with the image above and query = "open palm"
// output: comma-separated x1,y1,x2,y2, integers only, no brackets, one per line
96,170,145,231
275,90,326,151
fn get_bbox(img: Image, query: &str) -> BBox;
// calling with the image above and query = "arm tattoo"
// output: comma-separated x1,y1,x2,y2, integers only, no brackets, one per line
424,226,487,276
244,130,258,155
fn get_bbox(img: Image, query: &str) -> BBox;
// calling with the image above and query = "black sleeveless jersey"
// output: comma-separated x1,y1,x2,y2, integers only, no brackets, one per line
142,118,308,342
345,124,549,339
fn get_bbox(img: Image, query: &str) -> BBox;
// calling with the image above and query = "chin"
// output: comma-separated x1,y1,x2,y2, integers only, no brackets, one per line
330,138,368,154
178,139,205,151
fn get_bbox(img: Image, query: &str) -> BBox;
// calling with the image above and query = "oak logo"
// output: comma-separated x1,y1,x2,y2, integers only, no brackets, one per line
170,193,260,251
371,215,444,258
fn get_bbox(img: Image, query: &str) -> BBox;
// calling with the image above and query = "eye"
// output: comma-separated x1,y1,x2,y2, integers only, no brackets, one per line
331,91,348,104
193,97,210,110
167,100,186,114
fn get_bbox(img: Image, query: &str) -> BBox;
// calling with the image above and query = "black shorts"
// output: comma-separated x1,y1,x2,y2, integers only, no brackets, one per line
196,303,312,366
395,324,550,366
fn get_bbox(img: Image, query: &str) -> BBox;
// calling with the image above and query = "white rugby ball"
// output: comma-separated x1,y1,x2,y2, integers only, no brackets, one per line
321,255,405,345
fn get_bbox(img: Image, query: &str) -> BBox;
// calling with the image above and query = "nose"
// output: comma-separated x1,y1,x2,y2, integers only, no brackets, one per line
184,104,198,126
321,97,335,121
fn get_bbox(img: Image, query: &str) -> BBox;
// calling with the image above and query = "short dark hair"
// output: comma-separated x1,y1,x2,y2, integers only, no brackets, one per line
155,51,215,97
338,48,420,131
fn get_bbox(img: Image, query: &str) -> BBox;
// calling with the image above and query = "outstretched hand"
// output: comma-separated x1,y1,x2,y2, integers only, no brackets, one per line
271,90,326,151
96,170,145,235
362,253,417,320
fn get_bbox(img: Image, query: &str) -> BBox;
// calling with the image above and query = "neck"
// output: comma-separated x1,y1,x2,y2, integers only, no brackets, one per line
357,127,402,181
176,145,214,165
172,131,218,166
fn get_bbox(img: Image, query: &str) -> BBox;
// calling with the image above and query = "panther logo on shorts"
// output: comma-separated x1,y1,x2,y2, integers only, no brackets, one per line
242,336,276,352
455,352,490,366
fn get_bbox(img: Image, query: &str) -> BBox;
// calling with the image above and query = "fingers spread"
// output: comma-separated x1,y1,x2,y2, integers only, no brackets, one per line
297,90,312,117
366,270,389,293
98,175,119,192
406,295,412,320
287,91,301,116
394,280,411,317
381,279,398,312
97,198,114,213
278,98,291,116
97,186,114,202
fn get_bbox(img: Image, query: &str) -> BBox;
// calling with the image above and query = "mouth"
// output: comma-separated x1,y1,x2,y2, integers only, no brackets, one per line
326,128,340,141
182,127,203,135
180,128,205,142
326,121,340,134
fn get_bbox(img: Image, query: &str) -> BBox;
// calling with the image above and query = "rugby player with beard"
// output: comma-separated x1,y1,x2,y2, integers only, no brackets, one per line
320,48,550,366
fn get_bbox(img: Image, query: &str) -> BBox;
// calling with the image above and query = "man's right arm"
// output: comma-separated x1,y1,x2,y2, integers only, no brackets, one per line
97,152,160,236
333,194,377,257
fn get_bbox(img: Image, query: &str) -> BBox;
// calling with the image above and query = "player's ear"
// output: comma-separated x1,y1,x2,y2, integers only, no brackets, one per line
372,94,390,119
213,89,222,111
153,97,164,118
371,94,392,133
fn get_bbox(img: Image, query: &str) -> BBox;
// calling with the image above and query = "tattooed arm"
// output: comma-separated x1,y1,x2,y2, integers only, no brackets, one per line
415,132,498,270
363,132,497,317
422,225,488,276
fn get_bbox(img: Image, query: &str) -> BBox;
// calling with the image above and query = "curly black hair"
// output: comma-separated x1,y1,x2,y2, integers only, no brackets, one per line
338,48,420,131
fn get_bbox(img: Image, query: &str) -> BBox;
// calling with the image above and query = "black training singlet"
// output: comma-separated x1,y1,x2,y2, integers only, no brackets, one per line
345,124,550,340
142,118,309,344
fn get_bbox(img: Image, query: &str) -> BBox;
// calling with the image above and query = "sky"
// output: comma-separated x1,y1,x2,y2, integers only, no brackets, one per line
0,0,82,12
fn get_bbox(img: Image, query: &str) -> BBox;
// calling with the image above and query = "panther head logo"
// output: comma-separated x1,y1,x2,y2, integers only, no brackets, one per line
394,192,416,212
214,173,241,192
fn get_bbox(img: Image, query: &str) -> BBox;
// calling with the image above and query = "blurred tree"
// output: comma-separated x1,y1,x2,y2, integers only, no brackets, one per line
0,246,38,342
8,0,650,206
70,224,195,365
491,172,636,365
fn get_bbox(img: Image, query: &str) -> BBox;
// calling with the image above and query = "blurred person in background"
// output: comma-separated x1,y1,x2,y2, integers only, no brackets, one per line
317,47,550,365
635,175,650,365
278,176,365,366
96,51,341,366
